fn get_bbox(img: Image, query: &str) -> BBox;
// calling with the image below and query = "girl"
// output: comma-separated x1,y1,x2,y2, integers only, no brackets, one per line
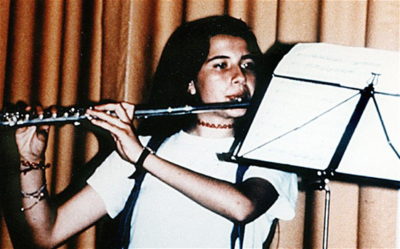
15,15,297,248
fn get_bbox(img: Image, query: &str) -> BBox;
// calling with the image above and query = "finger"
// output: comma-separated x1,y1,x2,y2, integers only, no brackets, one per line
34,105,52,132
37,125,50,132
49,105,58,117
35,105,45,117
89,116,129,138
114,103,131,123
92,103,132,123
86,108,126,129
92,103,119,111
120,102,135,120
15,126,30,135
101,103,130,124
111,133,118,142
36,125,50,141
89,105,134,130
86,103,119,122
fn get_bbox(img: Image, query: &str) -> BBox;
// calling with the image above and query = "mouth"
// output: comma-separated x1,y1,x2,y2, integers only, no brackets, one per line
227,93,251,103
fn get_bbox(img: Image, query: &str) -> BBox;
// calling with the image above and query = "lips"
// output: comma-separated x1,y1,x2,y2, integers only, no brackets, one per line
227,92,251,103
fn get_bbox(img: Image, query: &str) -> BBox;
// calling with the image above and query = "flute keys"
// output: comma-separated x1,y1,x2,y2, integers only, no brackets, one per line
6,114,17,126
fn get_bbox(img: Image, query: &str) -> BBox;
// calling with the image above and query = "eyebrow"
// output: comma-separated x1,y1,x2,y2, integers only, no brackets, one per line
205,55,229,63
205,53,255,63
242,54,256,60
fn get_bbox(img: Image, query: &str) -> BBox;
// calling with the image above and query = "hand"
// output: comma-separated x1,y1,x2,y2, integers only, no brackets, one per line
15,106,50,162
86,102,143,164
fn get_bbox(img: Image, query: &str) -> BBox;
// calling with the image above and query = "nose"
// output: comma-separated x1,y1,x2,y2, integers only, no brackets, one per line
231,65,246,85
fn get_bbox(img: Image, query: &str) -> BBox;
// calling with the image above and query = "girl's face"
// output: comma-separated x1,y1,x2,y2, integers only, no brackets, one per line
195,35,257,119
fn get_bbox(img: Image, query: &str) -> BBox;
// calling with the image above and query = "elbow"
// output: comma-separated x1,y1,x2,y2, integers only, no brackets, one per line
229,199,258,224
31,229,61,249
31,240,50,249
32,236,58,249
230,186,279,224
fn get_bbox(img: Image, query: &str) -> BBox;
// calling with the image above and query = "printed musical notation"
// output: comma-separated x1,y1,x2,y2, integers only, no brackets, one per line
274,43,399,94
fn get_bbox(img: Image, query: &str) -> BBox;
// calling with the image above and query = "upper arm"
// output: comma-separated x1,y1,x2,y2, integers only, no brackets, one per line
51,185,107,246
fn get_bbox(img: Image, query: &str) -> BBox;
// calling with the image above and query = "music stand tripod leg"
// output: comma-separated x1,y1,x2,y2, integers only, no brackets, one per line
310,174,331,249
322,178,330,249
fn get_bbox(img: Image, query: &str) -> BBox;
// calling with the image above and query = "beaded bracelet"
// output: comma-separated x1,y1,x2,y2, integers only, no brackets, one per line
20,182,47,212
20,160,50,175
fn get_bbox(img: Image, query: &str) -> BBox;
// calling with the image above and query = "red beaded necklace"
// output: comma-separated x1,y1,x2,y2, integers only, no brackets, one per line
197,119,233,129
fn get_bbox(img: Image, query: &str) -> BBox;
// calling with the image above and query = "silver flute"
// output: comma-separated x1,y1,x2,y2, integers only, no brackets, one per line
0,101,250,127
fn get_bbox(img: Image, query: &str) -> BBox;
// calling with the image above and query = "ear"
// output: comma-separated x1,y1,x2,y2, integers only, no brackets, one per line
187,80,196,95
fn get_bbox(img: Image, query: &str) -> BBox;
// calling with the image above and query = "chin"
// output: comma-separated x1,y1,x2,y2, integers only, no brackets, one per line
225,108,247,118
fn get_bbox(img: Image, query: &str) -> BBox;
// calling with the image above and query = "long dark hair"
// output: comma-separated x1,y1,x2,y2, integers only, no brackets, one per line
140,15,265,137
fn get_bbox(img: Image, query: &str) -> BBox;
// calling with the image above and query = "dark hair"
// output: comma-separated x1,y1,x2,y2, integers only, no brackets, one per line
140,15,264,136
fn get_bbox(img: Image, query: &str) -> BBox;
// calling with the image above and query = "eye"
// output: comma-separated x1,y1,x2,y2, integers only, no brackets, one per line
241,60,256,71
214,62,228,69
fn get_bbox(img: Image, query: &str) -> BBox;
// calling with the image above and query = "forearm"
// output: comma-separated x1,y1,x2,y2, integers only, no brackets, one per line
19,163,108,248
143,154,277,223
14,125,106,248
20,161,58,248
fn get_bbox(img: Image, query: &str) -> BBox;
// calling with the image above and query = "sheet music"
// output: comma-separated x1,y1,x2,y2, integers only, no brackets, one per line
238,78,359,170
274,43,399,94
237,43,400,182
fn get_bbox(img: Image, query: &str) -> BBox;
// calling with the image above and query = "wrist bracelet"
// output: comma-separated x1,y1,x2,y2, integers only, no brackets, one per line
128,147,154,179
135,147,154,167
20,182,47,212
20,160,50,175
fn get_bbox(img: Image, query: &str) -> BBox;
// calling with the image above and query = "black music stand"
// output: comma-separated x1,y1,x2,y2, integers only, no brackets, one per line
219,43,400,249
